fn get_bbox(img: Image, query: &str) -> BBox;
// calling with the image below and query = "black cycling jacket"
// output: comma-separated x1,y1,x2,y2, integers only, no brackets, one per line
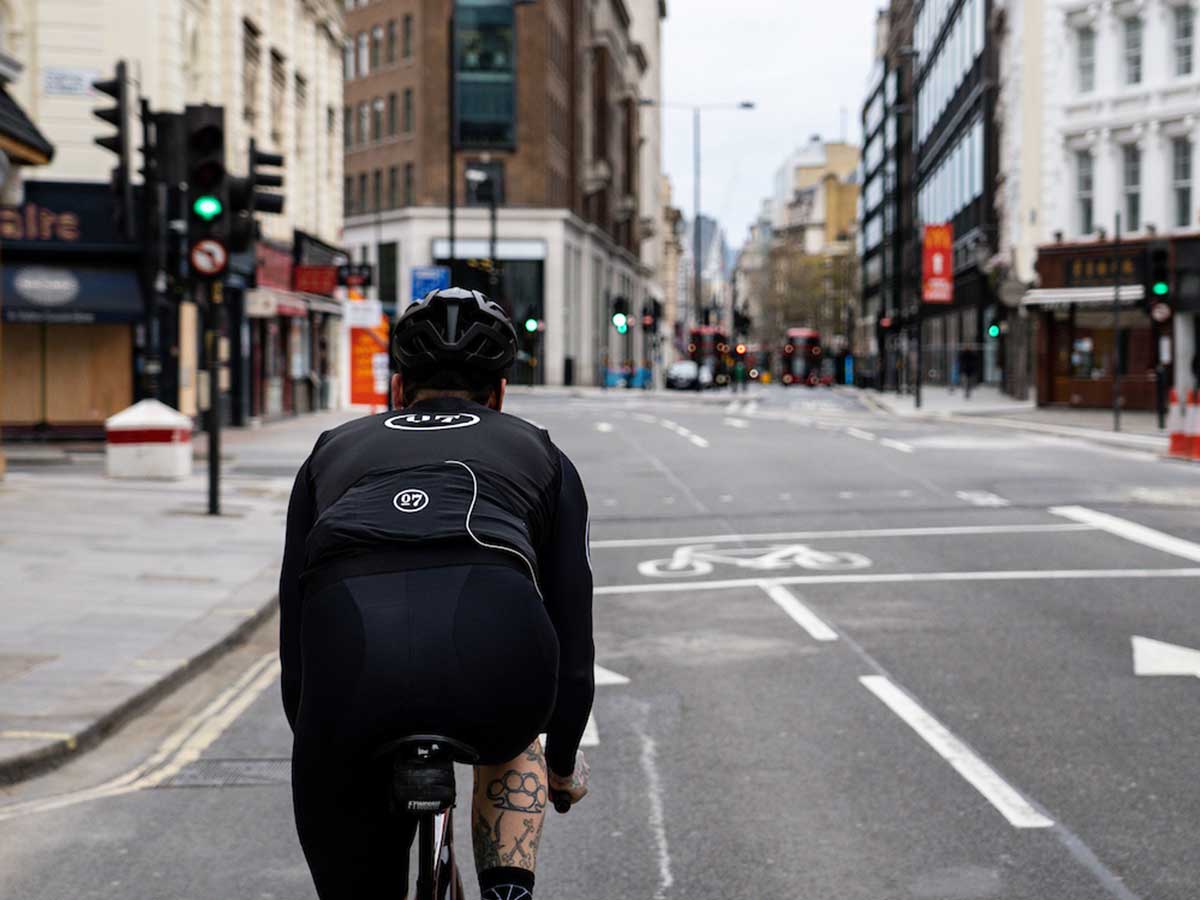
279,397,594,776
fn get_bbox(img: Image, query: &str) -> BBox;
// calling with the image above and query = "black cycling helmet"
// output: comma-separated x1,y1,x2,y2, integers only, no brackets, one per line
391,287,517,374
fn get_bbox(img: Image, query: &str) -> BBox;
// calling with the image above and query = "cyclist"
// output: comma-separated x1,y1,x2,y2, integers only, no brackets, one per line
279,287,595,900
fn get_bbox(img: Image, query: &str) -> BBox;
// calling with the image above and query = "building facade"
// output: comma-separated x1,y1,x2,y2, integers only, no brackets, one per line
342,0,663,387
1,0,346,429
1019,0,1199,407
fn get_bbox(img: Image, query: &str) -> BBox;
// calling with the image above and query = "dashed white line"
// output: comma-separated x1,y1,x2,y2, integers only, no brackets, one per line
759,582,838,641
860,675,1054,829
1050,505,1200,563
595,422,614,433
724,417,750,429
956,490,1011,507
880,438,915,454
846,427,876,442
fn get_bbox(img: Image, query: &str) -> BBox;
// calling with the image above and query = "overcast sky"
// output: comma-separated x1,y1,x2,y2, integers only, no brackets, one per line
660,0,881,251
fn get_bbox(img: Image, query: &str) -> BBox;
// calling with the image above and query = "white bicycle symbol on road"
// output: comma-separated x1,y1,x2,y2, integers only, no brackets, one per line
637,543,873,578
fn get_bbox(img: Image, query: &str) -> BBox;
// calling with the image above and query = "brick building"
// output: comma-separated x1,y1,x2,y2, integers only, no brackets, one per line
342,0,662,386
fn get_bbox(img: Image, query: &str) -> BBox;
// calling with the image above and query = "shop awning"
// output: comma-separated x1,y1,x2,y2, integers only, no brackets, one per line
0,86,54,165
1021,285,1145,308
245,287,309,318
1,264,143,323
297,293,344,315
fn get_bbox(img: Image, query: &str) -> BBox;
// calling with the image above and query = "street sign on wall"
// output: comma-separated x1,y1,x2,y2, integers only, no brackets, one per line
411,265,451,302
922,224,954,304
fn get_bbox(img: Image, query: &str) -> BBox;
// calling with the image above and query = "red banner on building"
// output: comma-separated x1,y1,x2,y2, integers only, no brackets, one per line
922,224,954,304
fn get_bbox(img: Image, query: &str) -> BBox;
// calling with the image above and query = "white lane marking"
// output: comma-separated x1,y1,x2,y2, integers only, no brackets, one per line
689,435,710,448
838,491,856,499
0,730,75,743
956,490,1012,507
580,713,600,747
0,653,280,822
718,494,733,503
637,728,675,900
1051,505,1200,563
846,427,876,441
880,438,915,454
724,417,750,429
743,400,759,414
1132,635,1200,677
591,522,1094,549
595,422,614,433
633,413,657,423
760,582,838,641
593,567,1200,595
724,400,742,413
860,675,1054,829
594,663,631,686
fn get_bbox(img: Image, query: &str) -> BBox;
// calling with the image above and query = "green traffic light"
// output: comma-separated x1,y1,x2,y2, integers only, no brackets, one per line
192,195,223,221
1153,281,1169,296
524,318,539,333
612,312,628,329
617,324,628,334
988,324,1000,338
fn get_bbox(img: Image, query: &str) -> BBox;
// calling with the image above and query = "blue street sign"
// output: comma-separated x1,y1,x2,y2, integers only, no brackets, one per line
411,265,451,303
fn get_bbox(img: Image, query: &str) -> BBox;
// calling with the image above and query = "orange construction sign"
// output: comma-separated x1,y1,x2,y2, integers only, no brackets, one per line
922,223,954,304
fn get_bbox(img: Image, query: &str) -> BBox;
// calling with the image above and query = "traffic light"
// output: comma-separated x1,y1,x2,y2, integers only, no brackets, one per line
93,61,135,239
987,324,1001,339
522,307,540,334
612,296,629,334
1148,241,1170,300
227,139,285,253
735,343,747,356
184,105,229,278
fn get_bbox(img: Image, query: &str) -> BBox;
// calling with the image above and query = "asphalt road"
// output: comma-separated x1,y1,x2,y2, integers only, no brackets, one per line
4,385,1200,899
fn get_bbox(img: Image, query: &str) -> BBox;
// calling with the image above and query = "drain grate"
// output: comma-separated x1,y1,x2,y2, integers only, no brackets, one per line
155,757,291,788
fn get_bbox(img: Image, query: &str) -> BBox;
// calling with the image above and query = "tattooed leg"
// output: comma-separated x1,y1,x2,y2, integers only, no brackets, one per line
471,739,549,876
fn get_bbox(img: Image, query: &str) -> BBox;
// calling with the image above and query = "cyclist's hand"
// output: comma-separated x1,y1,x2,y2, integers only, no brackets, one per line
548,750,590,809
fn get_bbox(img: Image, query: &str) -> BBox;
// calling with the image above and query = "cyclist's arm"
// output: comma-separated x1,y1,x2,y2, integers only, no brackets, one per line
279,456,316,731
541,449,595,777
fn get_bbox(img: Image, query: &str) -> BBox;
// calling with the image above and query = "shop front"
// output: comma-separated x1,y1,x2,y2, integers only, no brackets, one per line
1025,240,1164,411
0,183,145,437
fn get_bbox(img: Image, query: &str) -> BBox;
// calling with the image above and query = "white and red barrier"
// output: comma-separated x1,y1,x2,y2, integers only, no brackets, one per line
105,400,193,480
1167,389,1189,458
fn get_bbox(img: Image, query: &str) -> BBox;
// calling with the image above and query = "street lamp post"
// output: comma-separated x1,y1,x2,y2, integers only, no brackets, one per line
641,99,755,328
465,167,499,300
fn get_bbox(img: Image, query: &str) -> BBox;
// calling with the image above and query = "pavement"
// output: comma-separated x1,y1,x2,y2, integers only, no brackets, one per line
0,409,354,783
5,386,1200,898
860,383,1171,451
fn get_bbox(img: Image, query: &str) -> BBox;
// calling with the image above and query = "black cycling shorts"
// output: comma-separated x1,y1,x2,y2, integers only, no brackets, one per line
291,563,559,900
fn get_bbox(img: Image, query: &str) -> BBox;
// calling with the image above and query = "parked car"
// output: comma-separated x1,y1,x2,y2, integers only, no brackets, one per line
666,360,711,390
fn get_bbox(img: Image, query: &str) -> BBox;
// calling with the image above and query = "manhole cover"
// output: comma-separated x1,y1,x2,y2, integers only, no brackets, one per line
156,758,290,788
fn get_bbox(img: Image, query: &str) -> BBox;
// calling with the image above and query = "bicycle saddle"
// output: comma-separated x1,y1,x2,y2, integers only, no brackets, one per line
373,735,480,815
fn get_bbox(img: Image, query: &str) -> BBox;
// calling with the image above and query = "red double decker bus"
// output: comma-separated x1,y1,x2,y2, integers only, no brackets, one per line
781,328,826,386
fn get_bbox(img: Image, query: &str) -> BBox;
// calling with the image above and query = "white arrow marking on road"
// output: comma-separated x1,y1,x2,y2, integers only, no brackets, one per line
594,663,631,686
1132,636,1200,677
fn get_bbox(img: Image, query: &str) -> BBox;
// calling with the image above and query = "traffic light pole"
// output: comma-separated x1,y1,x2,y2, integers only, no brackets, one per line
1112,212,1122,434
206,281,223,516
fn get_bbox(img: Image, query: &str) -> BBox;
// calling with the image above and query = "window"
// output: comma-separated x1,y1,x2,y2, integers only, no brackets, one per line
344,176,354,215
1077,151,1093,235
372,97,383,141
404,162,415,206
243,20,262,124
387,92,397,136
357,32,369,75
388,165,399,208
1078,27,1095,92
371,26,382,71
1177,6,1194,76
386,20,397,65
294,75,307,159
378,242,398,306
403,14,413,59
343,41,355,81
1124,18,1142,85
403,88,414,133
344,104,352,149
1123,144,1141,231
357,173,367,213
373,169,382,212
357,102,369,144
1174,137,1192,228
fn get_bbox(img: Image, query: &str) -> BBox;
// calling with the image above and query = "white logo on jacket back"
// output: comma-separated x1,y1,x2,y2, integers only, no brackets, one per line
384,413,480,431
393,489,430,513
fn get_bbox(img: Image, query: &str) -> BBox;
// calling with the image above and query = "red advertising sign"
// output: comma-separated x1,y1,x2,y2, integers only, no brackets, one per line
922,224,954,304
256,242,293,291
293,265,339,296
350,320,391,407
